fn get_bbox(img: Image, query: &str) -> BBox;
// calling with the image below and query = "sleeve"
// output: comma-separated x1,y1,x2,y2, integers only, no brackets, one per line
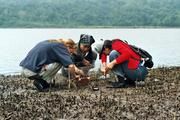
71,53,84,66
52,44,73,67
100,53,107,63
91,50,97,65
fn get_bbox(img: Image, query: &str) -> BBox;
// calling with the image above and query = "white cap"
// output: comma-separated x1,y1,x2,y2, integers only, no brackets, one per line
94,42,103,54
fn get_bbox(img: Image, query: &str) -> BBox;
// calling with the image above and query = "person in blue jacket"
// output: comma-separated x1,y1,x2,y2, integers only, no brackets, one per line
20,39,84,91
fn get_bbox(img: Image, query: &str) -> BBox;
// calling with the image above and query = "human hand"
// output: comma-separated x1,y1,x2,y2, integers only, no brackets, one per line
77,69,85,76
68,64,76,77
82,59,91,66
74,65,85,76
105,60,117,72
100,62,107,76
100,66,107,76
106,62,114,70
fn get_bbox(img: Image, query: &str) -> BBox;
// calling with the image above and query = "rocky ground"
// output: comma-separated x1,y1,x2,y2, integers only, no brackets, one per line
0,67,180,120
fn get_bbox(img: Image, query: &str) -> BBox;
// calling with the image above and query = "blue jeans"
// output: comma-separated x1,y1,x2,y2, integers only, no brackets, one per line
109,50,148,81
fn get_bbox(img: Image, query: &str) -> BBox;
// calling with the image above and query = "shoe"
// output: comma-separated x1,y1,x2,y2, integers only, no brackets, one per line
135,81,145,87
107,75,127,88
33,79,50,92
49,79,55,87
111,81,127,88
33,80,43,91
117,75,125,81
125,79,136,87
118,75,136,87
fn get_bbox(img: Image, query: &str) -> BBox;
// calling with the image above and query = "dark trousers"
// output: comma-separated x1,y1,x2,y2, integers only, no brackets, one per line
109,50,148,81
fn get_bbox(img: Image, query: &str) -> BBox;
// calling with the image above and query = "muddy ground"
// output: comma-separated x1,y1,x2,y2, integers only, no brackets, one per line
0,67,180,120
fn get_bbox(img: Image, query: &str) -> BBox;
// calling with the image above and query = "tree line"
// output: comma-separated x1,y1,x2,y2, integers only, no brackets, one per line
0,0,179,28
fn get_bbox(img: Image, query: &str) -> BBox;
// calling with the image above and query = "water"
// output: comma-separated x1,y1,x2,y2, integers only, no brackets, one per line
0,28,180,74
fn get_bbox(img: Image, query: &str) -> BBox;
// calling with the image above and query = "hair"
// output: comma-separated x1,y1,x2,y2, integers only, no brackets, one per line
48,38,76,48
103,40,112,49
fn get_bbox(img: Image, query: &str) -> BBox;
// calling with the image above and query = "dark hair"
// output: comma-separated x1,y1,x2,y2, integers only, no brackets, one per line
103,40,112,49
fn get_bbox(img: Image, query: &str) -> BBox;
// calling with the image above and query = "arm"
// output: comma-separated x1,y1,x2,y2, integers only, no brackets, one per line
52,44,74,67
52,44,85,78
105,59,117,73
112,41,131,64
104,41,131,73
68,64,85,79
100,54,107,75
83,50,97,67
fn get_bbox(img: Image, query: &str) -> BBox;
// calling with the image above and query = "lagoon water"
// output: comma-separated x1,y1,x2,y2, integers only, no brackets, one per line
0,28,180,74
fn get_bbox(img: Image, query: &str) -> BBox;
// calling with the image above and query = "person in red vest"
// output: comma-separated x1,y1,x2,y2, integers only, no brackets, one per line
95,39,148,88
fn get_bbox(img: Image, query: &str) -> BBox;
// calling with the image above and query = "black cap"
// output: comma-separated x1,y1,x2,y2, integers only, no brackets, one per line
79,34,95,46
103,40,112,49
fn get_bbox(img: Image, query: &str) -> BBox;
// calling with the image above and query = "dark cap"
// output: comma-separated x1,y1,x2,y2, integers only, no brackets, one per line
103,40,112,49
79,34,95,46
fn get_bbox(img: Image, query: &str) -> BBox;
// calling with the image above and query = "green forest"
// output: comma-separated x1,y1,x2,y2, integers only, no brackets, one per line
0,0,180,28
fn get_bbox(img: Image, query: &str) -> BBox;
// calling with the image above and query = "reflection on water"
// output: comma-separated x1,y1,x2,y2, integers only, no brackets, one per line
0,28,180,74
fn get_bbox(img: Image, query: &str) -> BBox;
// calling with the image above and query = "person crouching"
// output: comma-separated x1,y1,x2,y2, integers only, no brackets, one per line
95,39,148,88
20,39,84,91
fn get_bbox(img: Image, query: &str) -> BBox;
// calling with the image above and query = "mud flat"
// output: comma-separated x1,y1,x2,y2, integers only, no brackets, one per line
0,67,180,120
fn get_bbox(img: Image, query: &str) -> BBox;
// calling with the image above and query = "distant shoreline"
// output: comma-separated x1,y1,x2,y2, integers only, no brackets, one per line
0,26,180,29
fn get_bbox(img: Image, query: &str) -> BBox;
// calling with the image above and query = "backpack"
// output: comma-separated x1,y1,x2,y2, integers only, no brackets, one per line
129,44,154,68
117,39,154,68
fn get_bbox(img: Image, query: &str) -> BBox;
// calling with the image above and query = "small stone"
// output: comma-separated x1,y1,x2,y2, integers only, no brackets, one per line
154,78,160,82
